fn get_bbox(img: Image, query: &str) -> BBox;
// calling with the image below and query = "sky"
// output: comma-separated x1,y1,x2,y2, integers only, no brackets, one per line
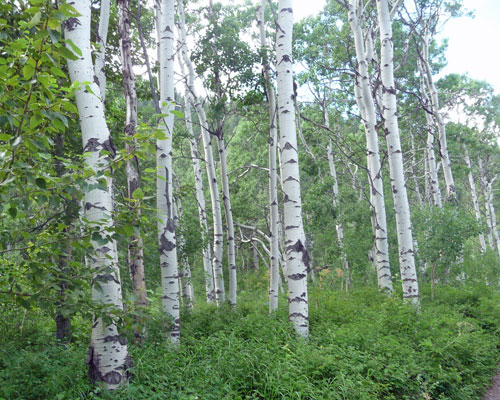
292,0,500,94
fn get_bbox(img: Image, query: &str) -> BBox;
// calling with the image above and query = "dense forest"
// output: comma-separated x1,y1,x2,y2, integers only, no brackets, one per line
1,0,500,398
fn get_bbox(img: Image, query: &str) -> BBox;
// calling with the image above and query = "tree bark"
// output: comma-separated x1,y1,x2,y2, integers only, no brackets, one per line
157,0,180,344
479,158,495,250
178,58,215,302
94,0,110,105
376,0,419,303
463,147,487,252
257,0,280,313
174,197,194,310
64,1,130,388
348,0,393,293
276,0,309,337
177,0,225,305
117,0,147,343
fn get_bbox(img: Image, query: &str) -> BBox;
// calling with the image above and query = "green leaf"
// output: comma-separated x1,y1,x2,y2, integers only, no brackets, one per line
123,224,135,237
132,188,144,200
0,134,11,141
8,207,17,218
35,177,46,189
171,109,184,118
23,64,35,80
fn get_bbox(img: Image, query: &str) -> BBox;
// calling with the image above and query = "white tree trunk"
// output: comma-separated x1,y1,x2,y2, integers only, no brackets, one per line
418,60,443,208
376,0,419,302
463,147,487,252
179,62,215,302
117,0,147,343
276,0,309,337
479,158,495,250
421,34,456,201
257,0,280,313
174,197,194,310
177,0,225,304
157,0,180,344
94,0,110,104
64,1,130,388
348,0,393,293
488,184,500,255
218,135,237,306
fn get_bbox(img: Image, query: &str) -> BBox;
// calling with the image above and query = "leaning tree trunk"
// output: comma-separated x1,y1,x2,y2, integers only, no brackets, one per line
464,147,487,252
421,33,456,202
348,0,393,293
178,59,215,302
276,0,309,337
94,0,110,105
64,1,130,388
117,0,147,343
376,0,419,303
177,0,225,304
257,0,280,313
157,0,180,344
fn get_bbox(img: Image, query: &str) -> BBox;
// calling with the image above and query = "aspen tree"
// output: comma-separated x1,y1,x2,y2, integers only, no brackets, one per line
257,0,280,313
177,0,226,304
157,0,180,344
348,0,392,293
276,0,309,337
117,0,147,342
94,0,110,104
463,147,487,252
64,0,130,388
376,0,419,302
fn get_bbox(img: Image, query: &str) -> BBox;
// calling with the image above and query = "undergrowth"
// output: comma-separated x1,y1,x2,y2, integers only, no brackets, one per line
1,282,500,399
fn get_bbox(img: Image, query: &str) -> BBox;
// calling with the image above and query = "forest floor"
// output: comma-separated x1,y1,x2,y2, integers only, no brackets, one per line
2,281,500,399
483,369,500,400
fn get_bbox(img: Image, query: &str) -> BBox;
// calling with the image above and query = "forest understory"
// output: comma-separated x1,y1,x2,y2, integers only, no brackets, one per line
3,279,500,400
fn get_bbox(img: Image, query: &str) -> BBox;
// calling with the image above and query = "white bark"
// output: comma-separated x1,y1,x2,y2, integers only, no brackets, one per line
218,135,237,306
64,1,129,388
348,0,393,293
376,0,419,302
464,147,486,252
488,182,500,255
157,0,180,344
94,0,110,104
174,198,194,310
257,0,280,313
421,33,456,201
479,158,495,250
177,0,225,304
179,60,215,302
276,0,309,337
418,60,442,208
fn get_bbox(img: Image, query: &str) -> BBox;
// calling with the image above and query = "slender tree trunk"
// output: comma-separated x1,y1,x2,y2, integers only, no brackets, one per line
479,158,495,250
177,0,225,304
179,64,215,302
376,0,419,302
276,0,309,337
157,0,180,344
464,147,487,252
174,197,194,309
218,135,237,305
94,0,110,105
117,0,147,343
257,0,280,313
348,0,393,293
488,183,500,255
64,1,130,388
409,133,423,207
421,34,456,201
